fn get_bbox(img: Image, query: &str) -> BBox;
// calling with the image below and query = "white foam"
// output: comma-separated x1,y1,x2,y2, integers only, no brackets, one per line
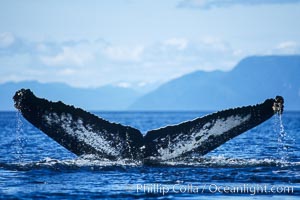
159,156,299,168
157,114,251,160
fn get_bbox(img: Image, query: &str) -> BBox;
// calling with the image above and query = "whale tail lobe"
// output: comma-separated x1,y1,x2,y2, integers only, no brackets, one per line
13,89,283,162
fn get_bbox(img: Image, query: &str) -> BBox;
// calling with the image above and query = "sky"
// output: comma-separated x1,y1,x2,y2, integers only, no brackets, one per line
0,0,300,89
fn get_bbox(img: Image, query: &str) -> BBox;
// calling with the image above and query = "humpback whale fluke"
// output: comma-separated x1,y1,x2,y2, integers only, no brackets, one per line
13,89,144,160
13,89,283,163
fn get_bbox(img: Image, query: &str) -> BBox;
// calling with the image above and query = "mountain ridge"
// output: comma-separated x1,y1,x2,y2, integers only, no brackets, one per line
0,81,141,111
129,55,300,111
1,55,299,111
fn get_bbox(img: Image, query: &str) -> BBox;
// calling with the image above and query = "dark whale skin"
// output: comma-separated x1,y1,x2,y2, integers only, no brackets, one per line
13,89,283,162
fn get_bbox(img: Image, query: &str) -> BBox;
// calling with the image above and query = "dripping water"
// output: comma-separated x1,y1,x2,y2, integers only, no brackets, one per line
125,132,134,160
14,111,26,162
274,113,289,166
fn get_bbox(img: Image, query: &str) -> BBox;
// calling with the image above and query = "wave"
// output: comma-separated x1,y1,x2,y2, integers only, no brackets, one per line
157,155,300,168
1,155,300,172
0,155,142,171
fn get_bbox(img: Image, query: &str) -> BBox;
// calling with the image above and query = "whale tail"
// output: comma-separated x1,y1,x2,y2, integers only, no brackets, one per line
13,89,144,160
13,89,283,162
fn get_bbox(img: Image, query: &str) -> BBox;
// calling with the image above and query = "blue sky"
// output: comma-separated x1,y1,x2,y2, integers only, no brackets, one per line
0,0,300,89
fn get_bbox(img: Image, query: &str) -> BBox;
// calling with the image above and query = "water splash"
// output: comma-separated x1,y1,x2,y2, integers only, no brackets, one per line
159,156,300,168
14,111,26,162
274,113,289,166
126,132,134,160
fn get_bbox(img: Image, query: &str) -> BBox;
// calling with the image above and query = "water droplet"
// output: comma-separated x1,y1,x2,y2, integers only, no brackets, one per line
14,111,26,162
274,114,289,166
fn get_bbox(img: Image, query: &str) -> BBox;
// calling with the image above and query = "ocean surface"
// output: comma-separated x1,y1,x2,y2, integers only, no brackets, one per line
0,111,299,199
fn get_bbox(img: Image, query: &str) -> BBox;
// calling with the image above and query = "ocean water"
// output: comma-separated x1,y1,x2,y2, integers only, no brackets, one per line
0,111,299,199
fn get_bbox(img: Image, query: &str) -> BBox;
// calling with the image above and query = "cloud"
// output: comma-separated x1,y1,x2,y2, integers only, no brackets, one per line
178,0,300,9
163,38,188,50
103,45,144,62
0,32,15,48
141,36,240,81
116,82,132,88
0,34,242,88
199,36,230,53
0,32,33,56
38,40,144,66
40,46,94,66
57,68,76,76
274,41,299,54
2,33,292,89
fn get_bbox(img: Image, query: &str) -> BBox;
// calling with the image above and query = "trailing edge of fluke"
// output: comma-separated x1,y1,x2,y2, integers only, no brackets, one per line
13,89,284,163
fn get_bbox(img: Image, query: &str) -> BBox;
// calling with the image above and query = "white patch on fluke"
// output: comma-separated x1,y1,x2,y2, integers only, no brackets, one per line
157,114,251,160
43,113,122,157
